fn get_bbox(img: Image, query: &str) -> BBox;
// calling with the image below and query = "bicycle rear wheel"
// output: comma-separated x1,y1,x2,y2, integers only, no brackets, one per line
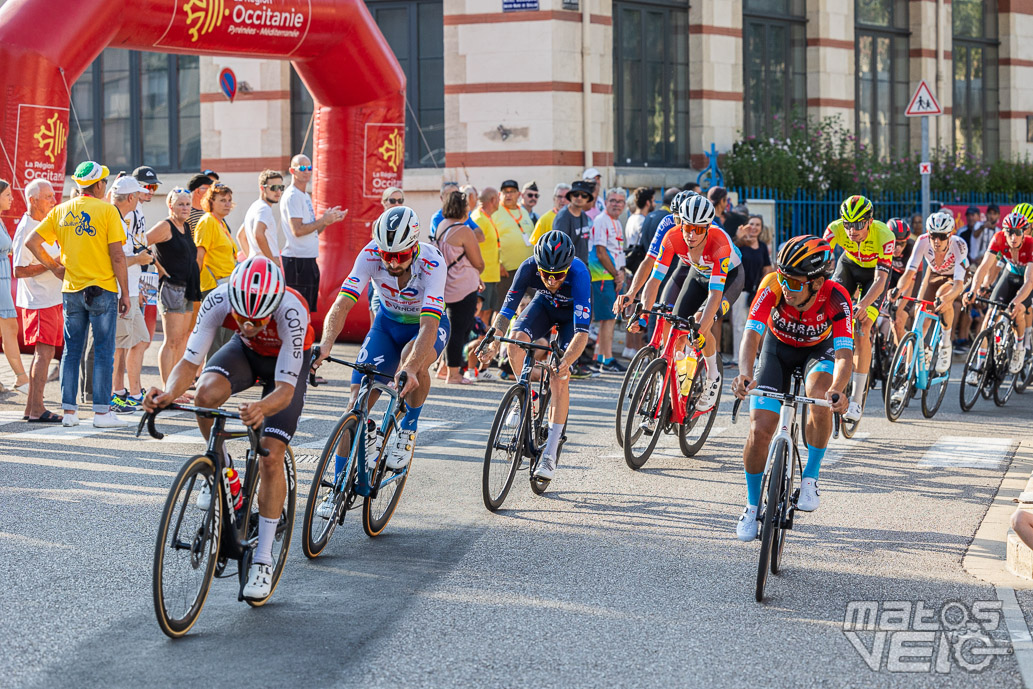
363,414,412,536
623,358,670,470
302,413,359,558
841,377,867,438
885,332,917,422
615,346,657,448
756,438,789,603
482,384,526,511
994,327,1017,407
244,447,297,607
1016,347,1033,393
959,331,991,412
921,365,950,418
678,364,721,457
153,454,220,638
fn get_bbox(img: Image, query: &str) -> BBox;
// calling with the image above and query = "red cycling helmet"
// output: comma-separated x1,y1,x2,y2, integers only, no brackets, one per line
228,256,285,320
1003,212,1030,235
886,218,910,241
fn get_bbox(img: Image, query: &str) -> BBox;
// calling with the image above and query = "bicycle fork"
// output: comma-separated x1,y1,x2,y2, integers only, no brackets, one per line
761,404,798,531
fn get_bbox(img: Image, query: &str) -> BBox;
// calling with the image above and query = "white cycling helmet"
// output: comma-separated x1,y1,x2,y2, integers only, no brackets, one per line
373,205,420,252
925,211,955,235
680,194,716,226
228,256,285,320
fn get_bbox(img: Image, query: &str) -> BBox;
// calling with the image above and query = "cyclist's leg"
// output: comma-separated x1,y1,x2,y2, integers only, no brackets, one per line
802,342,837,461
672,269,709,352
840,261,875,404
990,270,1022,337
196,335,254,446
396,314,450,433
348,311,408,407
509,297,552,377
543,316,576,462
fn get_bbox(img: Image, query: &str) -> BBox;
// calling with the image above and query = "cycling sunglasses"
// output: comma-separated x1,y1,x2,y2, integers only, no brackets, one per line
844,220,870,231
539,268,568,281
929,232,950,241
776,271,810,293
263,184,286,192
380,247,416,264
681,222,710,236
1005,228,1025,237
295,165,313,172
232,312,271,329
143,184,159,192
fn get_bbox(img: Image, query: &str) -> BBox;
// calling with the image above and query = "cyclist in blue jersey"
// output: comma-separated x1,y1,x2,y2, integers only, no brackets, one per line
479,231,591,480
316,206,450,474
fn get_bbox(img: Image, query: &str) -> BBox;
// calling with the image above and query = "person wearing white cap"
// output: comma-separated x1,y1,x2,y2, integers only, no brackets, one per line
109,175,155,413
25,160,131,429
582,167,605,218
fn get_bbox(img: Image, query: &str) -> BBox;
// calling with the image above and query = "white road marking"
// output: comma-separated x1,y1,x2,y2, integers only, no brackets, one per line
997,586,1033,688
918,436,1015,469
823,432,870,466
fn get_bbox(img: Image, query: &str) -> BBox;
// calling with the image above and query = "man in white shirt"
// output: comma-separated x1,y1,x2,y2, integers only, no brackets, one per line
12,179,59,422
280,153,346,312
128,166,161,339
240,169,285,262
589,187,628,372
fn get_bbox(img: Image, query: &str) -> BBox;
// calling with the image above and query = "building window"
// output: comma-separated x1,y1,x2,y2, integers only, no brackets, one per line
953,0,999,161
855,0,909,160
613,0,690,167
290,69,314,161
742,0,807,137
67,49,200,174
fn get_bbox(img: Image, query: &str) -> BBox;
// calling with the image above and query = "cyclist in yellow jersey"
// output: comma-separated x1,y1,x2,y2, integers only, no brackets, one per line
822,195,895,421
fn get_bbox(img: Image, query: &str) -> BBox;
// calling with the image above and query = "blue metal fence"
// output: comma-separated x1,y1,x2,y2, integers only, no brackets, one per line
731,187,1033,248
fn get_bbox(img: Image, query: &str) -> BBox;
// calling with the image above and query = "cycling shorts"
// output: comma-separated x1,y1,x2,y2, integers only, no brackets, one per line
512,293,577,350
202,334,311,444
353,310,451,385
661,261,690,308
918,272,952,305
674,265,744,324
991,269,1033,308
833,254,883,321
750,330,835,414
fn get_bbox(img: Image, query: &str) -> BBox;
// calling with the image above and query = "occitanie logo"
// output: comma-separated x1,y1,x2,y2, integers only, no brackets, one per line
34,113,66,164
183,0,228,42
378,129,404,172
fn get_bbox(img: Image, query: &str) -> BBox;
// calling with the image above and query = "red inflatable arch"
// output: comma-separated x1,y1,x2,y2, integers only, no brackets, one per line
0,0,404,340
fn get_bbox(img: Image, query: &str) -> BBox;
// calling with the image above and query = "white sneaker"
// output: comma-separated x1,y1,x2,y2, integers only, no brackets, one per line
242,562,273,599
93,411,128,428
534,452,557,480
737,506,759,541
935,341,952,373
696,377,721,412
62,412,79,427
315,492,336,520
843,401,862,422
797,477,820,512
621,347,637,359
1010,346,1026,374
463,369,478,382
890,387,907,406
385,429,416,470
195,481,212,511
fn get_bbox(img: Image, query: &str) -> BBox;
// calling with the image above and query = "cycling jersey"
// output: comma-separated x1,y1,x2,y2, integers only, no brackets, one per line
653,226,743,290
746,272,854,351
823,219,894,270
647,214,678,259
905,234,969,281
339,241,447,324
500,256,592,334
988,230,1033,275
889,238,915,289
185,285,314,385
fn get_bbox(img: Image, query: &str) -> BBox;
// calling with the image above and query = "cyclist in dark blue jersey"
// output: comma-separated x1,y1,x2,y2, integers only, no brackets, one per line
479,231,591,480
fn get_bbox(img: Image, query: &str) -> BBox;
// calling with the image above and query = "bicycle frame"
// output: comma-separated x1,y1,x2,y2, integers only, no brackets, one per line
904,299,949,390
636,307,707,427
492,334,562,463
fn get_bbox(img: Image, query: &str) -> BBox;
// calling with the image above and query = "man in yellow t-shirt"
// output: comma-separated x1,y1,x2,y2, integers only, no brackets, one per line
472,186,502,320
531,182,573,244
492,179,534,301
26,160,130,428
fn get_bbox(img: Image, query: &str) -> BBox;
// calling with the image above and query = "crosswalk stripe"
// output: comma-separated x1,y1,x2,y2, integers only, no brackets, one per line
918,436,1015,469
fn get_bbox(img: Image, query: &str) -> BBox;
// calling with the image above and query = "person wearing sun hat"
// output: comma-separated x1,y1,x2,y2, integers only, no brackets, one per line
24,160,131,429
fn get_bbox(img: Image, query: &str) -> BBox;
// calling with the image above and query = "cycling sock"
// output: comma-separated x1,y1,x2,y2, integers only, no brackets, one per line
401,404,422,431
545,422,564,457
745,470,763,507
255,516,278,566
705,354,720,380
803,444,826,480
334,453,348,482
851,373,867,403
1025,327,1032,349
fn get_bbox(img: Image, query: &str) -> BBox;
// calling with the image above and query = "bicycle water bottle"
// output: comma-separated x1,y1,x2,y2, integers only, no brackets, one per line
681,355,698,397
675,352,690,395
225,467,243,511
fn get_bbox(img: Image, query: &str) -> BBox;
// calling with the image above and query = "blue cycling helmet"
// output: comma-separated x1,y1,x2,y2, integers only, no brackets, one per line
534,230,575,272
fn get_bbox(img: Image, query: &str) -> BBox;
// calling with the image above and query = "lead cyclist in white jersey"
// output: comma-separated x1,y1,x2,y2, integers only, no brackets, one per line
315,205,450,472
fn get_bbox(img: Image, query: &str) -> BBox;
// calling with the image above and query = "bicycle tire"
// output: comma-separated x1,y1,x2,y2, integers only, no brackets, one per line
153,453,220,638
885,332,917,422
756,438,789,603
302,413,359,558
994,328,1017,407
678,365,721,457
363,414,411,536
482,384,526,511
623,358,670,470
841,377,867,438
921,365,950,418
960,330,992,412
1016,348,1033,393
244,446,297,607
771,440,796,575
615,347,657,448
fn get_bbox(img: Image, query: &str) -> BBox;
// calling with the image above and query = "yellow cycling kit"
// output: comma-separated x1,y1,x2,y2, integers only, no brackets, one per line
822,219,895,269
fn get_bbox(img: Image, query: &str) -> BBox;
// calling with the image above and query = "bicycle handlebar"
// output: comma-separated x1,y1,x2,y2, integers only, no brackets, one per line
308,344,396,388
475,329,564,362
135,404,269,456
731,390,841,438
973,295,1012,310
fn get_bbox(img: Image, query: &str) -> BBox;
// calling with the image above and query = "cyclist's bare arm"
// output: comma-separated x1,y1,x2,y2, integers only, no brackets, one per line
830,348,853,397
557,332,589,377
732,328,763,398
615,255,657,312
317,292,358,364
892,268,918,300
967,253,997,299
397,315,443,396
1014,264,1033,306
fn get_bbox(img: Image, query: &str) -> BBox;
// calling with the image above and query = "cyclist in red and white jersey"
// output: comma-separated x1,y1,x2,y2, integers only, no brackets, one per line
144,256,312,600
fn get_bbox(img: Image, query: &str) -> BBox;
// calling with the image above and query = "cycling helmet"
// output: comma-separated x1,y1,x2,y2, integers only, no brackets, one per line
840,195,873,223
1003,212,1029,234
679,194,716,226
534,230,575,272
777,235,834,280
925,211,956,235
228,256,285,320
887,217,910,241
373,205,420,252
670,190,693,218
1013,203,1033,224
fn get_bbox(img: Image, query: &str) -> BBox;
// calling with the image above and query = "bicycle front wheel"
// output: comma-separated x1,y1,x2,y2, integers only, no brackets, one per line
244,446,297,607
302,413,359,558
885,332,917,422
756,438,789,603
1016,347,1033,393
994,328,1017,407
482,384,526,511
959,331,991,412
363,414,412,537
623,358,669,470
921,365,950,418
153,453,220,638
615,346,657,448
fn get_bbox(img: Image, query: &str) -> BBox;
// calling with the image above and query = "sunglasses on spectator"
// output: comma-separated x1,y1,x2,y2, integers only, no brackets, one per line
143,184,159,192
380,247,415,264
569,192,589,199
681,222,710,236
386,197,405,205
929,232,950,241
524,192,539,199
172,188,189,194
776,271,810,293
844,220,870,231
263,184,286,192
295,165,313,172
232,312,271,329
539,268,568,281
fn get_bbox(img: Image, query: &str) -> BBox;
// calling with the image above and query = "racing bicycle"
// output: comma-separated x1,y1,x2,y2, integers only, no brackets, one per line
614,303,669,448
884,297,951,421
960,296,1022,410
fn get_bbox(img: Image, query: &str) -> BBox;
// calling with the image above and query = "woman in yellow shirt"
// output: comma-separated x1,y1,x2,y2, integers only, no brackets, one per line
192,183,238,358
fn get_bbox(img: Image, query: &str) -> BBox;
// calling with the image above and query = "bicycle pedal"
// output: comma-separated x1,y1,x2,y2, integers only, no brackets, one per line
783,507,796,530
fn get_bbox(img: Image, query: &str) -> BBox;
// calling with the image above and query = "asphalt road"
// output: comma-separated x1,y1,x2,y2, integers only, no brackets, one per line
0,345,1029,688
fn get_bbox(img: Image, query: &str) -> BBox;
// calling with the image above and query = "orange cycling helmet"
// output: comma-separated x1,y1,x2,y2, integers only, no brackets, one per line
777,235,834,280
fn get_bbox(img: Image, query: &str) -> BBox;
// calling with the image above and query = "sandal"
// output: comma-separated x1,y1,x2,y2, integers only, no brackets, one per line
27,410,62,423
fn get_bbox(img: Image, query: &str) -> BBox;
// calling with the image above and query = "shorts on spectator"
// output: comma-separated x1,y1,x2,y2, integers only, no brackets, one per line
591,280,616,321
116,304,151,349
480,281,499,312
159,281,194,314
20,305,63,347
494,272,515,313
282,256,320,312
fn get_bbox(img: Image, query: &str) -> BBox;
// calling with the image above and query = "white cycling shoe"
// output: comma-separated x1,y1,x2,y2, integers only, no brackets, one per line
1010,346,1026,374
843,401,863,423
965,369,981,386
796,477,820,512
242,562,273,600
385,429,416,470
315,492,336,520
196,481,212,511
737,506,759,541
696,377,721,412
534,453,557,481
935,342,952,373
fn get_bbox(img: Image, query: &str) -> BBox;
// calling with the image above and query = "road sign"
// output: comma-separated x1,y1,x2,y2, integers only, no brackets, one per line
919,162,931,175
905,80,942,117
